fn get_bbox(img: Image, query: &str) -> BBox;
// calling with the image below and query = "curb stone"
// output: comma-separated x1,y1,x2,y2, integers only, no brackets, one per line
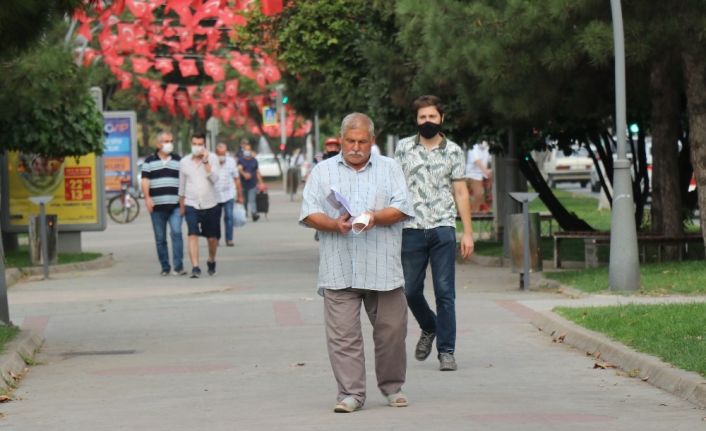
0,330,44,393
4,253,113,287
531,310,706,409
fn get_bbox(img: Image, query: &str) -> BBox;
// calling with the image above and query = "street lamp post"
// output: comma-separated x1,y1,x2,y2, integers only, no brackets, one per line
609,0,640,291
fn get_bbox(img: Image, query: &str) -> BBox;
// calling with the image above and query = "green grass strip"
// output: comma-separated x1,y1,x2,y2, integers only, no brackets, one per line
0,326,19,354
545,261,706,295
556,303,706,377
4,246,101,269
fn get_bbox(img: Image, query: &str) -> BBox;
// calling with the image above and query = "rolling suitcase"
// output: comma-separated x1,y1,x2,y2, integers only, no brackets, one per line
256,190,269,215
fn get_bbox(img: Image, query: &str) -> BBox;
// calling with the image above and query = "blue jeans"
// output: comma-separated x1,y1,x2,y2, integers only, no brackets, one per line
220,199,234,242
401,227,457,354
149,207,184,272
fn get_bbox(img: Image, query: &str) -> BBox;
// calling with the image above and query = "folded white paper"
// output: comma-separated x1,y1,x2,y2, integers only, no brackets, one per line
351,213,370,234
326,186,371,234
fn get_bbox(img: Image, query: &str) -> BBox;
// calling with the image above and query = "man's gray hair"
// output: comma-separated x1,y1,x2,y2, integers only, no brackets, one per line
216,142,228,150
157,131,172,142
340,113,375,138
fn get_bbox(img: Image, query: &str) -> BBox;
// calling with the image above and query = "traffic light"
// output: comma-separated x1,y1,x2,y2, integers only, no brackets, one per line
629,123,639,134
281,95,288,105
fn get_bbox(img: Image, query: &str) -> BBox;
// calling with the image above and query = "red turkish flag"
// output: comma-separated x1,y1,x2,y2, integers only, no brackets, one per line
103,53,124,68
137,77,152,89
117,23,137,52
81,48,99,66
98,30,118,53
133,39,153,57
254,71,267,90
155,58,174,75
131,57,153,74
77,22,92,41
126,0,148,18
148,84,164,111
194,0,222,22
262,65,281,84
164,84,178,115
220,106,234,124
218,8,246,27
179,58,199,77
224,80,239,99
176,93,191,118
230,54,255,80
203,55,225,81
166,0,194,27
261,0,283,16
195,101,207,119
176,27,194,51
118,71,132,90
201,85,216,104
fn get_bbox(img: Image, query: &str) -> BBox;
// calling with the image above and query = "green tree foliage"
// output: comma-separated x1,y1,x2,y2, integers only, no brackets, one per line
0,42,104,158
0,0,85,58
241,0,414,135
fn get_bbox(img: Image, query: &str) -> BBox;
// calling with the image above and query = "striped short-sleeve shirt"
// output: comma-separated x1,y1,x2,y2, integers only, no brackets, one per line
395,134,466,229
299,153,413,293
142,153,181,211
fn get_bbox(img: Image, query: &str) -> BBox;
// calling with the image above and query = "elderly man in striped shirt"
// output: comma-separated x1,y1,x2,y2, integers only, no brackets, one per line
300,113,413,413
141,131,185,276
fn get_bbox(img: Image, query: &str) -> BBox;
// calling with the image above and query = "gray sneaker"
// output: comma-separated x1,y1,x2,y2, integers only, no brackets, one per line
415,331,436,361
439,352,457,371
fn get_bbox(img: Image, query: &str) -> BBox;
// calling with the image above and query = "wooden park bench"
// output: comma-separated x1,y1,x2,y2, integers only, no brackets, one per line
553,231,704,268
467,212,555,237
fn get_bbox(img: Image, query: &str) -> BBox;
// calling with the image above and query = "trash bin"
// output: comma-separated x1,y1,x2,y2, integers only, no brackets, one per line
29,214,58,266
509,213,542,273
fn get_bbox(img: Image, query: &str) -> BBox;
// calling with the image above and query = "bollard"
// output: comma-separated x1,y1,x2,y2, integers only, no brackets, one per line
509,192,540,290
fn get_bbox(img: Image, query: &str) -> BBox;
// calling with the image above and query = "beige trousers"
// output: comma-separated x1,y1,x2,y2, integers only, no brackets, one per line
324,287,408,405
466,178,486,213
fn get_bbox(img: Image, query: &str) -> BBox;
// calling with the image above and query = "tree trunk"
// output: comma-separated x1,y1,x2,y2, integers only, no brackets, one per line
682,49,706,254
650,53,683,259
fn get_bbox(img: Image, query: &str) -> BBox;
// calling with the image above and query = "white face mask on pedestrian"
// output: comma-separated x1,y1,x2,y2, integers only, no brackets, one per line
191,145,204,156
161,142,174,154
218,155,226,163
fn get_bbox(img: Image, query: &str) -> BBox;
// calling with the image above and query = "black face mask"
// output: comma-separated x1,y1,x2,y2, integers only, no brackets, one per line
418,121,442,139
323,150,339,159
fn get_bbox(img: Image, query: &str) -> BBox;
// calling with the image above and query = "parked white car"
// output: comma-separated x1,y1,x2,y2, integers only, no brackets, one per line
589,138,653,193
537,146,594,188
255,154,282,179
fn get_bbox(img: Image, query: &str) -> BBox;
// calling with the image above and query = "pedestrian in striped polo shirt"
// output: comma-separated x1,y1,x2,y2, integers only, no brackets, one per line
141,132,186,276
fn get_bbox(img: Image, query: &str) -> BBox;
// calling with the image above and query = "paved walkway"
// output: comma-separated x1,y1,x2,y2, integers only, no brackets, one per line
1,189,704,430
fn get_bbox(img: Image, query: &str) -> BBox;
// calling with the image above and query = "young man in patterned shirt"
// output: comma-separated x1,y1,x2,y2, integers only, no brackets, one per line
395,95,474,371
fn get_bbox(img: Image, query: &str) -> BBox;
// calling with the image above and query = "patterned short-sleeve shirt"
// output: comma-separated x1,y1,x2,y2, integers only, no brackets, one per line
395,134,465,229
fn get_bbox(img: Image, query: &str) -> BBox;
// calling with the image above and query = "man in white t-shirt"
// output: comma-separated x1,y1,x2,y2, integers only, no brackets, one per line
464,141,492,213
215,143,243,247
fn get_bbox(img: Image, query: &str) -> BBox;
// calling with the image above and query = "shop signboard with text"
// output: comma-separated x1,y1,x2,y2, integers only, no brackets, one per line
103,111,137,194
1,152,106,232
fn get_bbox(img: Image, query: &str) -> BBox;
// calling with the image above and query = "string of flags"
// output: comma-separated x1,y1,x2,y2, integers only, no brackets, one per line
74,0,311,137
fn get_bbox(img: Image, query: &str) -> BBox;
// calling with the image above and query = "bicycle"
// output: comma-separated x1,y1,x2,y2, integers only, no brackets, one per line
107,175,140,223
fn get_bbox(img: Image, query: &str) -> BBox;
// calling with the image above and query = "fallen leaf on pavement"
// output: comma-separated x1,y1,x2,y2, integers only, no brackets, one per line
553,334,566,343
594,361,618,370
0,395,11,403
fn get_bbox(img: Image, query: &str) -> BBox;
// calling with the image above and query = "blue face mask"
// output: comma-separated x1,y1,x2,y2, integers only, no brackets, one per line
243,151,252,158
